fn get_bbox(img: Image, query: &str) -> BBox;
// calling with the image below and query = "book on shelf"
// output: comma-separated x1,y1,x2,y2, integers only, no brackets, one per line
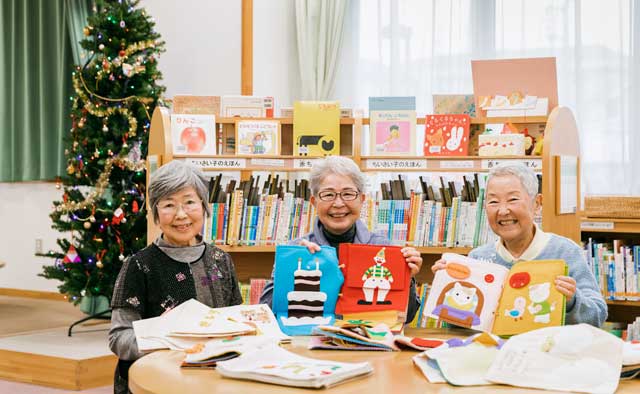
423,253,567,336
170,113,216,155
368,96,416,156
423,114,471,156
432,94,476,117
221,95,274,118
172,95,220,115
281,107,352,118
235,119,280,155
293,101,340,156
583,239,640,301
215,343,373,389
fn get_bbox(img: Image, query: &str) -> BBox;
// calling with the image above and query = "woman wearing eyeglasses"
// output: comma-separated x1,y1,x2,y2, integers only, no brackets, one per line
259,156,423,323
108,160,242,394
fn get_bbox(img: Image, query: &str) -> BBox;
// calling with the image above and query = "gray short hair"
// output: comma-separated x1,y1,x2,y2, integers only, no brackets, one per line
309,156,366,196
487,162,539,198
148,160,210,223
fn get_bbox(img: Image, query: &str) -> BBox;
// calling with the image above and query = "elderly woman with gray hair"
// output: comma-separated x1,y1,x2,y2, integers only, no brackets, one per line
432,163,607,327
109,160,242,393
259,156,423,323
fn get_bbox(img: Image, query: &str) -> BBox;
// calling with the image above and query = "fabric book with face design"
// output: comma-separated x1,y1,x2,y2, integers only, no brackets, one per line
423,253,567,336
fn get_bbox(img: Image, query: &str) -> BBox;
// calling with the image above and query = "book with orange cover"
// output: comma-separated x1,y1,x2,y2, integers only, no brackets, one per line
335,244,411,317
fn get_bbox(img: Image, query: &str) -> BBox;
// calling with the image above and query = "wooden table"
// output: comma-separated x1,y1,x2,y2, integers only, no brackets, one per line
129,328,640,394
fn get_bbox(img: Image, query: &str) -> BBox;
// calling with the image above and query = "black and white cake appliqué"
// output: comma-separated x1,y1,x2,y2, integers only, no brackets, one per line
281,258,331,326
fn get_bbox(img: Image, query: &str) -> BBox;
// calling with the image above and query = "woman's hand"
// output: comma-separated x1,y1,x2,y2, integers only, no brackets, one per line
431,258,446,274
300,239,321,253
555,275,576,302
401,247,422,277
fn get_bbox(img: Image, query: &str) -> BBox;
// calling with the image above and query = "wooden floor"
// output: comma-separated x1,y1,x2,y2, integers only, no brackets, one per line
0,295,115,392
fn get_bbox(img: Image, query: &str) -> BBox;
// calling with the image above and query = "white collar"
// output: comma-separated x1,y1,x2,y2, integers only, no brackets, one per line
495,223,551,263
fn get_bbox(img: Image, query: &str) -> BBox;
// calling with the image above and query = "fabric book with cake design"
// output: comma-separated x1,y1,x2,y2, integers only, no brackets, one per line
423,253,567,336
272,245,343,336
335,244,411,323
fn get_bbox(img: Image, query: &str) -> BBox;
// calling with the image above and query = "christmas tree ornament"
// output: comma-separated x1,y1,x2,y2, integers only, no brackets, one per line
83,221,91,229
112,207,125,224
119,254,125,261
99,43,105,50
96,261,104,269
132,200,139,213
102,122,109,132
122,63,134,77
90,215,96,223
120,20,126,28
67,164,75,174
63,245,82,263
118,50,126,57
83,26,90,36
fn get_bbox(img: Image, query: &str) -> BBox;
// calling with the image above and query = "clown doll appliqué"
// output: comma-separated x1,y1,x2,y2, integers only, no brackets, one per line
359,247,393,305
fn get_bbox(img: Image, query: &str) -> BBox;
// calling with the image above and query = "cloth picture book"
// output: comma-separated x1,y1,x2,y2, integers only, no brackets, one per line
182,335,276,368
216,343,373,389
335,244,411,319
423,114,471,156
133,300,288,351
310,322,398,351
368,96,416,156
423,253,567,336
170,113,216,155
293,101,340,156
235,119,280,155
432,94,476,117
486,324,623,393
272,245,343,336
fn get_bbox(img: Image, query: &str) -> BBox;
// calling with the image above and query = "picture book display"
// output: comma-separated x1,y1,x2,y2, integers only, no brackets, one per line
170,113,216,155
368,96,416,156
423,114,471,156
423,253,567,336
272,245,343,336
216,343,373,389
432,94,476,117
235,120,280,155
172,95,220,115
293,101,340,156
336,244,411,319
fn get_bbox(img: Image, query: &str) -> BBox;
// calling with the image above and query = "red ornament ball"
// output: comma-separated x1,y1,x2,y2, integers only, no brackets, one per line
180,127,206,153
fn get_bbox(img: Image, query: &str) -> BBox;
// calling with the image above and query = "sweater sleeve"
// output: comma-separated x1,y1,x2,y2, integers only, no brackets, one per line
562,245,607,327
108,307,144,361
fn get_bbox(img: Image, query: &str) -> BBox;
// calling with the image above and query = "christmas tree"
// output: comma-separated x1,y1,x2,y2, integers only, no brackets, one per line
40,0,165,304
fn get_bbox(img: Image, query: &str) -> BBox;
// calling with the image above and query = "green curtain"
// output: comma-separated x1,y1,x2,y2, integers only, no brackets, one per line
0,0,73,181
65,0,91,65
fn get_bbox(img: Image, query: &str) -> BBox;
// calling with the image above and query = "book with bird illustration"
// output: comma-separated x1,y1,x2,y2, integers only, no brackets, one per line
423,253,567,336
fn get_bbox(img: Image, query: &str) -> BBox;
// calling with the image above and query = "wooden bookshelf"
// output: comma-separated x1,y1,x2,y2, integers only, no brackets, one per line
147,106,582,281
581,218,640,234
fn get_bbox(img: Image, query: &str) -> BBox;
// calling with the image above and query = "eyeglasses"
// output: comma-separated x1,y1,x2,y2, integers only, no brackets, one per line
317,190,360,202
156,199,203,215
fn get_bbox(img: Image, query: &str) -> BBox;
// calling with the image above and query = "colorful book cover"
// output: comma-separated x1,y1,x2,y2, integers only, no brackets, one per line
423,253,567,336
170,114,216,155
272,245,343,336
293,101,340,156
221,95,274,117
423,114,470,156
172,95,220,115
432,94,476,117
369,96,416,156
335,244,411,316
235,120,280,155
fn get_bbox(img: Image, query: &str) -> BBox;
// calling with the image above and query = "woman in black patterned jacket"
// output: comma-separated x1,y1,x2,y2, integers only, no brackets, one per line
109,160,242,394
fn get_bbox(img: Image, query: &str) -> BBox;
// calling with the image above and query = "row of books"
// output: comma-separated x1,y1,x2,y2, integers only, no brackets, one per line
583,239,640,301
361,193,496,248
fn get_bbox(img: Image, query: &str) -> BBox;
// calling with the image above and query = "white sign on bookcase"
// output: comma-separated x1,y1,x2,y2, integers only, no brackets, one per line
481,158,542,170
293,158,320,169
365,159,427,170
185,158,246,169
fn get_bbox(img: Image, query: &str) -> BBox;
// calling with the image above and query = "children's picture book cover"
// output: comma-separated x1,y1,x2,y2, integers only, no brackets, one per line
368,96,416,156
172,95,220,115
170,113,216,155
335,244,411,316
221,95,274,118
293,101,340,156
423,114,471,156
432,94,476,117
272,245,343,336
235,120,280,155
423,253,567,336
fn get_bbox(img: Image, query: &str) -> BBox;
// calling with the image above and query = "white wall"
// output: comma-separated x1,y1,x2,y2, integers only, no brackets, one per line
0,183,65,292
5,1,298,292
